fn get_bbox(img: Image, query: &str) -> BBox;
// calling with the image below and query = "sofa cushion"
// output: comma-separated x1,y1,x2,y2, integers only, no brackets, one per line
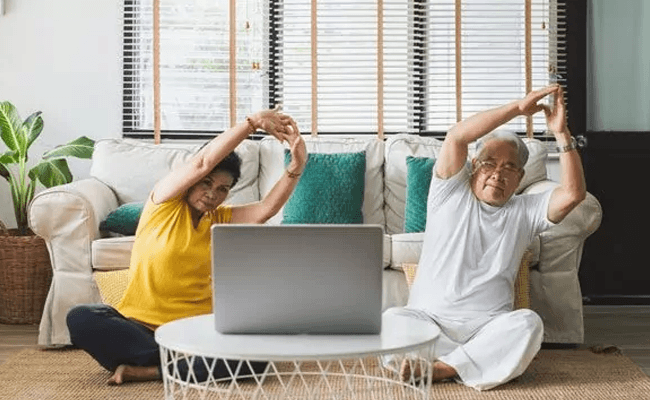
90,138,260,206
517,138,548,195
384,134,444,234
390,232,425,269
404,156,435,233
282,151,366,224
259,135,385,227
99,202,144,236
92,236,135,271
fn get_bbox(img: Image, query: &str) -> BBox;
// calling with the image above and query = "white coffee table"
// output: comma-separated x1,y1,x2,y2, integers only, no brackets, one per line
155,312,439,399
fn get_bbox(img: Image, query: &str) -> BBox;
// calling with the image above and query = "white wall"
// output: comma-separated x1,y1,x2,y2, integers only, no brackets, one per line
0,0,121,228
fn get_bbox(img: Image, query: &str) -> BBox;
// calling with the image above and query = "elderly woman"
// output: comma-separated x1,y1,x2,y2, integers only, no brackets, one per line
66,107,307,385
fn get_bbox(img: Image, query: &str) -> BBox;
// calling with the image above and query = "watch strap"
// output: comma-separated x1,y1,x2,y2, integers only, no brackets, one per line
556,136,578,153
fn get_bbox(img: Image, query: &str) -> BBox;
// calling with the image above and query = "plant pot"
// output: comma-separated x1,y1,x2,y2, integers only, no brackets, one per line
0,223,52,324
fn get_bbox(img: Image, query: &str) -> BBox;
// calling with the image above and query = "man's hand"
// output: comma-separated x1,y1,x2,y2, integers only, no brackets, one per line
516,84,559,118
540,85,569,135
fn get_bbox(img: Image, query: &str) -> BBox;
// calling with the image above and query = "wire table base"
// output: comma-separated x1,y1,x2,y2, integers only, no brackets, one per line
155,313,439,400
160,349,434,400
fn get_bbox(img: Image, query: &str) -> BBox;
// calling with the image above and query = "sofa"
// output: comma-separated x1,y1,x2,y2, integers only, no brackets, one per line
28,134,602,347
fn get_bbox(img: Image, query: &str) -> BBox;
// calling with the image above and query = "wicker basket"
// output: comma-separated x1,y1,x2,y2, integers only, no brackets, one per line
0,220,52,324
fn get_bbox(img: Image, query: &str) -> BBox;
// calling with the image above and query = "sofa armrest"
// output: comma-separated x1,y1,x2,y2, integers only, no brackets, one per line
521,179,602,343
521,179,602,247
28,178,118,346
29,178,119,268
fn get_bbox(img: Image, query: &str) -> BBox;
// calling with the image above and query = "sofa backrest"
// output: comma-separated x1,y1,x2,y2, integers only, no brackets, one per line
90,138,260,206
89,135,546,234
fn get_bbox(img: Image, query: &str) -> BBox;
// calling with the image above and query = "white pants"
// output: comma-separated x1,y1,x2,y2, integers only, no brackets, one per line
383,307,543,391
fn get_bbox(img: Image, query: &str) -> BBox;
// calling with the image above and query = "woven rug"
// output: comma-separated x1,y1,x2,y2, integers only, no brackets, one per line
1,347,649,399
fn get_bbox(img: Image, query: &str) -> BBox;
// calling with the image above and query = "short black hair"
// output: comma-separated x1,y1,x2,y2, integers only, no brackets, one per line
211,151,242,187
198,141,242,187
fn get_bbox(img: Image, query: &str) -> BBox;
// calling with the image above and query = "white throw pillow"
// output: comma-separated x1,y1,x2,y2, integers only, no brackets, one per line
90,139,260,206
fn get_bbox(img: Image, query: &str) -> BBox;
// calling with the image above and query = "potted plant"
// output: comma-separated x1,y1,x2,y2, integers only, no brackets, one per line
0,101,94,324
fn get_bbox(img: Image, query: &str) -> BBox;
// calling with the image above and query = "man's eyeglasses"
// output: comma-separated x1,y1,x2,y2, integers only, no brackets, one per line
476,160,522,181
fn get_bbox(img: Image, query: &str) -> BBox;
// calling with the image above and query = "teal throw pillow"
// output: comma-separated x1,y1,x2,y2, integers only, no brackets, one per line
99,202,145,235
404,156,436,233
282,151,366,224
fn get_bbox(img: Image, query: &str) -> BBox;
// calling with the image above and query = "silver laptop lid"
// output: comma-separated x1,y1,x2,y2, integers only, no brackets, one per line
211,224,384,334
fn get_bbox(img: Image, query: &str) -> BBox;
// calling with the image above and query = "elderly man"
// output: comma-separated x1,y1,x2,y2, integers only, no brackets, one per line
387,84,586,390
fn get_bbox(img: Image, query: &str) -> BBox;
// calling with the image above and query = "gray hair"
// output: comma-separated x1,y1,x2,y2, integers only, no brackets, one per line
475,130,529,168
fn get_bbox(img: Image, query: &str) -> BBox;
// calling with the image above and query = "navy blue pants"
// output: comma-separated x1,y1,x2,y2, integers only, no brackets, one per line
66,304,267,382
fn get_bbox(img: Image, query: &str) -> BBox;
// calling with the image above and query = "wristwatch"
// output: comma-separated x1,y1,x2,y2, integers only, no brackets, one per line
556,136,578,153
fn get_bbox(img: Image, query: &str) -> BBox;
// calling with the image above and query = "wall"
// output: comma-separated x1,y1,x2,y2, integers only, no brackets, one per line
587,0,650,131
0,0,121,228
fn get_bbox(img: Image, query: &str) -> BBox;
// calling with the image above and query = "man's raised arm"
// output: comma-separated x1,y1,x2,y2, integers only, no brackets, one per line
436,85,558,179
543,86,587,223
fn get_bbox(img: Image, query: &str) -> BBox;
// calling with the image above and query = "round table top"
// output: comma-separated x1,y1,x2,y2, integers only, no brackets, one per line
155,312,439,361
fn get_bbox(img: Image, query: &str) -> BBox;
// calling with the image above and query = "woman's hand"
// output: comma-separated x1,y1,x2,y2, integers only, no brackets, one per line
285,120,307,175
248,106,295,143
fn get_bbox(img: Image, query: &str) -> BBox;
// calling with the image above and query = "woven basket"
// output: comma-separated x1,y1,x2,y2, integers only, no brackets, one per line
0,220,53,324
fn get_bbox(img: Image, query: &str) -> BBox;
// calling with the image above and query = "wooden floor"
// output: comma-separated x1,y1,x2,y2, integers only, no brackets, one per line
1,305,649,376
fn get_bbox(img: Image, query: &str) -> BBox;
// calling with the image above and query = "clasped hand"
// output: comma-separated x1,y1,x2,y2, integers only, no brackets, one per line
516,84,569,135
249,106,307,174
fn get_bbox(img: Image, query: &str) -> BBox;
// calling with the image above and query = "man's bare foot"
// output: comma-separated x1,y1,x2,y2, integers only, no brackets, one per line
399,359,457,383
107,365,161,385
399,358,422,382
431,361,457,381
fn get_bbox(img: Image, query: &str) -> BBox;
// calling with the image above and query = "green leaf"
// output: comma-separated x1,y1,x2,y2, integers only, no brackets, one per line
0,101,27,156
42,136,94,160
28,158,73,188
0,149,18,164
23,111,44,152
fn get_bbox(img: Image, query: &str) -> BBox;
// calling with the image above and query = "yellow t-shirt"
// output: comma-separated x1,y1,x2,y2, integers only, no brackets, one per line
116,194,232,327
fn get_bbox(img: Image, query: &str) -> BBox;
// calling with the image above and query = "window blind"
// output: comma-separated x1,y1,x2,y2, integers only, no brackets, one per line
124,0,566,138
123,0,265,136
421,0,565,134
270,0,412,135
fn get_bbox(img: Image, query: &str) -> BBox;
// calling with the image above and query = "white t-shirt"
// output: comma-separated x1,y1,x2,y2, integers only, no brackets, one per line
407,164,555,321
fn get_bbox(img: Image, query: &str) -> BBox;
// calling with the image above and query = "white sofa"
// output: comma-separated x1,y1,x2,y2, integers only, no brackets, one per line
28,134,602,347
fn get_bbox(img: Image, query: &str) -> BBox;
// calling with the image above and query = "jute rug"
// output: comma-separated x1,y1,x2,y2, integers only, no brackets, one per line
1,347,649,399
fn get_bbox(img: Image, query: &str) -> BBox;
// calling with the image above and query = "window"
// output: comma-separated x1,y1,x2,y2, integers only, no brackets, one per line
123,0,579,139
123,0,265,136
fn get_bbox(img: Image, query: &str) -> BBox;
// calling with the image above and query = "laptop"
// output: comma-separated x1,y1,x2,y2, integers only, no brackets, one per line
211,224,384,335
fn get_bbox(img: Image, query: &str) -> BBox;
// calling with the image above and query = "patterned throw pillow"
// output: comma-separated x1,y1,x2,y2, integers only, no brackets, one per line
282,151,366,224
99,202,145,236
94,269,130,307
404,156,435,233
